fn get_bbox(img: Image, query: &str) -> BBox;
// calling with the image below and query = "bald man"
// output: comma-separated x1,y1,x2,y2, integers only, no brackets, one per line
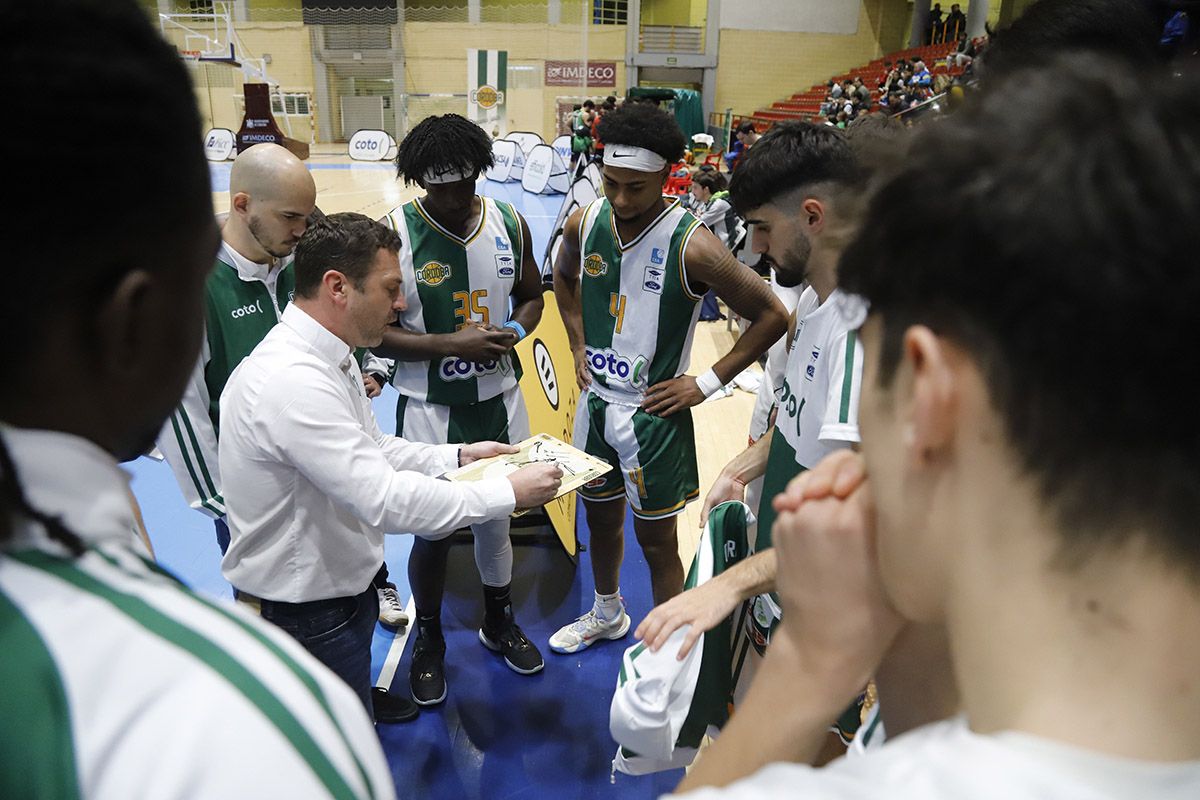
157,143,317,554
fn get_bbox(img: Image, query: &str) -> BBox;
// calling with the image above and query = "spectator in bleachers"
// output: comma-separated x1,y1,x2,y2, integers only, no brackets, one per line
877,60,893,89
853,77,872,105
829,79,843,99
910,59,932,88
944,3,966,40
726,121,760,171
690,170,737,321
929,3,945,43
951,31,976,68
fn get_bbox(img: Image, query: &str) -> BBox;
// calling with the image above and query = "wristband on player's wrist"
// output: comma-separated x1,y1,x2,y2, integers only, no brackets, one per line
502,320,526,341
695,369,724,398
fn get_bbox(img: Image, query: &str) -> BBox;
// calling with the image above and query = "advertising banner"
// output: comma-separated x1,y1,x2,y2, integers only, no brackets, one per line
544,60,617,88
467,49,508,136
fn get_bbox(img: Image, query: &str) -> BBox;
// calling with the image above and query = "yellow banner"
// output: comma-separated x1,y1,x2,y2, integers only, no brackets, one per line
515,291,580,556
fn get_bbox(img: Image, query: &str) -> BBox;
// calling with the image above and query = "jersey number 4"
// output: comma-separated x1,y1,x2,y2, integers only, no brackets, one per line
609,292,627,334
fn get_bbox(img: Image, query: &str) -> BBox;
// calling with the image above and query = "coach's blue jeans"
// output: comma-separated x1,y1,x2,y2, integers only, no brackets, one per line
256,574,381,719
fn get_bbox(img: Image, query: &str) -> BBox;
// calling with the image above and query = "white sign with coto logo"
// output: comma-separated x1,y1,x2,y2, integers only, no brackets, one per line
203,128,235,161
348,130,396,162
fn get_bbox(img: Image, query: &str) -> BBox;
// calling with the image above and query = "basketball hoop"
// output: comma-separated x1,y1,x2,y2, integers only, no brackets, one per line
179,49,201,61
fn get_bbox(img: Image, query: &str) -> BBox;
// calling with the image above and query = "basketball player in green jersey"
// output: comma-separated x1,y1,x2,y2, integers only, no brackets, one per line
373,115,546,705
635,118,914,662
549,102,788,654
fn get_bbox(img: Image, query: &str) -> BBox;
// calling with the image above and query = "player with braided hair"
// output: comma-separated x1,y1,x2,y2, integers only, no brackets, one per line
374,114,548,705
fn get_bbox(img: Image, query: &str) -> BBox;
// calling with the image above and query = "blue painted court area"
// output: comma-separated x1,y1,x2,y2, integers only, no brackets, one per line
131,182,682,799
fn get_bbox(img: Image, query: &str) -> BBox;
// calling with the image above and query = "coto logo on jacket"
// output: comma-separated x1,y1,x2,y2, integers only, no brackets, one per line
416,261,452,286
582,253,608,277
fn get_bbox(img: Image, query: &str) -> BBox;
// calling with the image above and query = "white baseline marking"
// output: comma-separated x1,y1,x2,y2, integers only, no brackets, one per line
375,595,416,690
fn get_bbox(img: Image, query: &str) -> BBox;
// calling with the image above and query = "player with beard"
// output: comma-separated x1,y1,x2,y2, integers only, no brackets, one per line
634,122,878,751
157,143,317,555
549,102,788,654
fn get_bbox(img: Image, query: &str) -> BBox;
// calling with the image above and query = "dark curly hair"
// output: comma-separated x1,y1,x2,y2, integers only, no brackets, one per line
394,113,494,187
596,102,686,164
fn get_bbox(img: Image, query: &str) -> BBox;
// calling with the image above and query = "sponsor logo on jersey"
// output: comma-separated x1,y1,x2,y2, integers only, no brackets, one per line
650,247,665,265
495,254,516,278
439,356,502,381
585,346,649,389
642,266,664,295
495,236,510,251
230,299,264,319
416,261,452,287
582,252,608,277
805,346,821,382
584,476,607,489
288,290,295,302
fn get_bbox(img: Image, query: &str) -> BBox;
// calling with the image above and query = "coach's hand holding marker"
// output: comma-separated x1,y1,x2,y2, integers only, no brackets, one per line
457,440,563,510
507,462,564,508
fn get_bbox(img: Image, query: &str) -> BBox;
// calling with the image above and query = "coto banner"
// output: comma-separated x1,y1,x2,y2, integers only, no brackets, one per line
467,49,508,136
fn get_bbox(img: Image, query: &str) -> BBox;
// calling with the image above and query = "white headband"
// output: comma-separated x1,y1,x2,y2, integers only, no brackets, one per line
423,166,475,184
603,144,668,172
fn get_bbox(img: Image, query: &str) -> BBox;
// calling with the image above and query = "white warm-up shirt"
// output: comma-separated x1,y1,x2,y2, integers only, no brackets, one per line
0,426,394,800
671,716,1200,800
219,303,515,602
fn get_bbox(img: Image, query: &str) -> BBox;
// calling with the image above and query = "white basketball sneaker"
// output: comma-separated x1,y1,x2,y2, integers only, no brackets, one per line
548,606,631,654
377,585,409,628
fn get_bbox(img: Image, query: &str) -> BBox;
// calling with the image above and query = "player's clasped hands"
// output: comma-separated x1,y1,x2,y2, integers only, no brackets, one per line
454,320,518,362
770,450,904,682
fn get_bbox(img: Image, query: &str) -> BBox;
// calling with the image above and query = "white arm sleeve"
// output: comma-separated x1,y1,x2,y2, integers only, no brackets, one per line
818,328,864,445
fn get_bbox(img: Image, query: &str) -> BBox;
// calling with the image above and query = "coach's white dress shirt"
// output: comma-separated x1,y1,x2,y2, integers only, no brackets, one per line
219,303,515,603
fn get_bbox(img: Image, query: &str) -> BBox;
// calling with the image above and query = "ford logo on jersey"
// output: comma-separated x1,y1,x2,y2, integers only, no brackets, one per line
585,346,649,389
440,357,501,381
495,254,516,278
650,247,665,265
643,266,664,295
